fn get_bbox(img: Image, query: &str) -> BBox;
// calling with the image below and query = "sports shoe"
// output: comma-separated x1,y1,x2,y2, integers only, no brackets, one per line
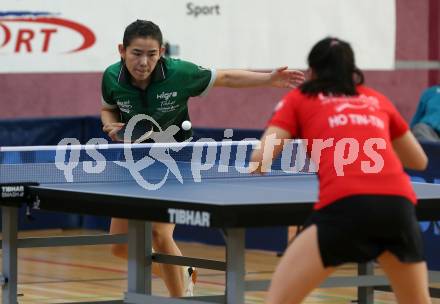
183,266,197,296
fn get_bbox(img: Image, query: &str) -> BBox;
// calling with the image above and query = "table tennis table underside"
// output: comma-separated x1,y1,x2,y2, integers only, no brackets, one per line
1,174,440,304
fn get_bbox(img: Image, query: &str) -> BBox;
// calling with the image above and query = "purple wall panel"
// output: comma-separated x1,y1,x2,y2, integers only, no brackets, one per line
189,87,290,129
428,0,439,86
0,73,102,118
0,0,437,129
188,71,429,128
364,71,429,122
396,0,429,59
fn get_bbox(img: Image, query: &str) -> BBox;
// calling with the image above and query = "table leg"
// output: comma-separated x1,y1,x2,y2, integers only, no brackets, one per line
225,228,245,304
2,206,18,304
127,220,151,295
358,262,374,304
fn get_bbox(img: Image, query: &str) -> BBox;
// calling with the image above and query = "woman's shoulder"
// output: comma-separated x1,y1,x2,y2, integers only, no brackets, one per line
357,85,391,102
285,87,308,101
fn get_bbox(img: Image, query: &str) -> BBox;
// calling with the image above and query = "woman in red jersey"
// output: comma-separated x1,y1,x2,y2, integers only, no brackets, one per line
251,37,430,304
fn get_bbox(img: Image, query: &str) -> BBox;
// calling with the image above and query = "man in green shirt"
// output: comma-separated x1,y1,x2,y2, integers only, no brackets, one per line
101,53,214,142
101,19,305,298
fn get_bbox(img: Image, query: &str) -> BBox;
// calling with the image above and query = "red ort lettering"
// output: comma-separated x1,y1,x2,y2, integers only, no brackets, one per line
14,28,57,53
41,28,57,52
15,29,34,52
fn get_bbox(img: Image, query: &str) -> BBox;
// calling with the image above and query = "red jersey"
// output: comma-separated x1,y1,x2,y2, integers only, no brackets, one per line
268,85,417,210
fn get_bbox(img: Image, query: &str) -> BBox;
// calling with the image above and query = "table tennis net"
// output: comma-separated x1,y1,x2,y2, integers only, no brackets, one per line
0,141,315,184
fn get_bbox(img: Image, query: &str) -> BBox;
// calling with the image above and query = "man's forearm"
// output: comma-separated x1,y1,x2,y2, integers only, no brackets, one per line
101,108,120,125
214,70,271,88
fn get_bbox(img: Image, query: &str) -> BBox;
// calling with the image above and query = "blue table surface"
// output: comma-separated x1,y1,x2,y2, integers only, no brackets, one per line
36,174,318,206
34,174,440,207
2,158,440,207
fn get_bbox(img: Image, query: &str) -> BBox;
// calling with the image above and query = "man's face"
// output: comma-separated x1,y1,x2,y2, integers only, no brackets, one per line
119,37,164,84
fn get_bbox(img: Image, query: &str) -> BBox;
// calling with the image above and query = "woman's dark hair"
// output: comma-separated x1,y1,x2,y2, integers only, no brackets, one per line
123,20,163,48
300,37,364,96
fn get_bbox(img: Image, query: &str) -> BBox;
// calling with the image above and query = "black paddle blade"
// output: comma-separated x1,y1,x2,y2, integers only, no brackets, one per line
115,120,153,143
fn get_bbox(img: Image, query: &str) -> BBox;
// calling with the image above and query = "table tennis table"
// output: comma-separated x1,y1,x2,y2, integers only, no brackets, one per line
1,142,440,304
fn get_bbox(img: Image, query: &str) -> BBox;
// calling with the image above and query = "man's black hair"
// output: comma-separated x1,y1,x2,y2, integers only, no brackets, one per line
123,20,163,47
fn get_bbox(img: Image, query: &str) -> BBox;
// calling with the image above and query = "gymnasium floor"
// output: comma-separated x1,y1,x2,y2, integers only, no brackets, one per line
3,229,440,304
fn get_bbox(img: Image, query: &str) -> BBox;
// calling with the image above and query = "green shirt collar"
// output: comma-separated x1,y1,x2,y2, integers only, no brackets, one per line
117,57,167,86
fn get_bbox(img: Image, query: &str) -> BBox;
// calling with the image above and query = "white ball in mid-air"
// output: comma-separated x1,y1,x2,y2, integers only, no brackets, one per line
181,120,192,131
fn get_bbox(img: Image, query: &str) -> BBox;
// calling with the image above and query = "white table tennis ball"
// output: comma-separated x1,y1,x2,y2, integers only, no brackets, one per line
181,120,192,131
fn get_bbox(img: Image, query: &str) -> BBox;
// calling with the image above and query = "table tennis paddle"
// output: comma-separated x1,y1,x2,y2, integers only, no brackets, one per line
115,120,154,143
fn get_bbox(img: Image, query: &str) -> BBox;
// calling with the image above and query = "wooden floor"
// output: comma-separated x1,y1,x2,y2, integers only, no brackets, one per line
2,229,440,304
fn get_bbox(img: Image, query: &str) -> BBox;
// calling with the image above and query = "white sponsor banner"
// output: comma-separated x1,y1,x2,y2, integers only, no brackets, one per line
0,0,395,73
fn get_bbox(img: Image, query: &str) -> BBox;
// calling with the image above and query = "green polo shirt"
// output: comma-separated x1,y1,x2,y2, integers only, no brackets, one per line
101,57,215,141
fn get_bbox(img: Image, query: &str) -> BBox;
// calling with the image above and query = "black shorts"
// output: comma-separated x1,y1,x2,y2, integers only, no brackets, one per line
304,195,425,267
